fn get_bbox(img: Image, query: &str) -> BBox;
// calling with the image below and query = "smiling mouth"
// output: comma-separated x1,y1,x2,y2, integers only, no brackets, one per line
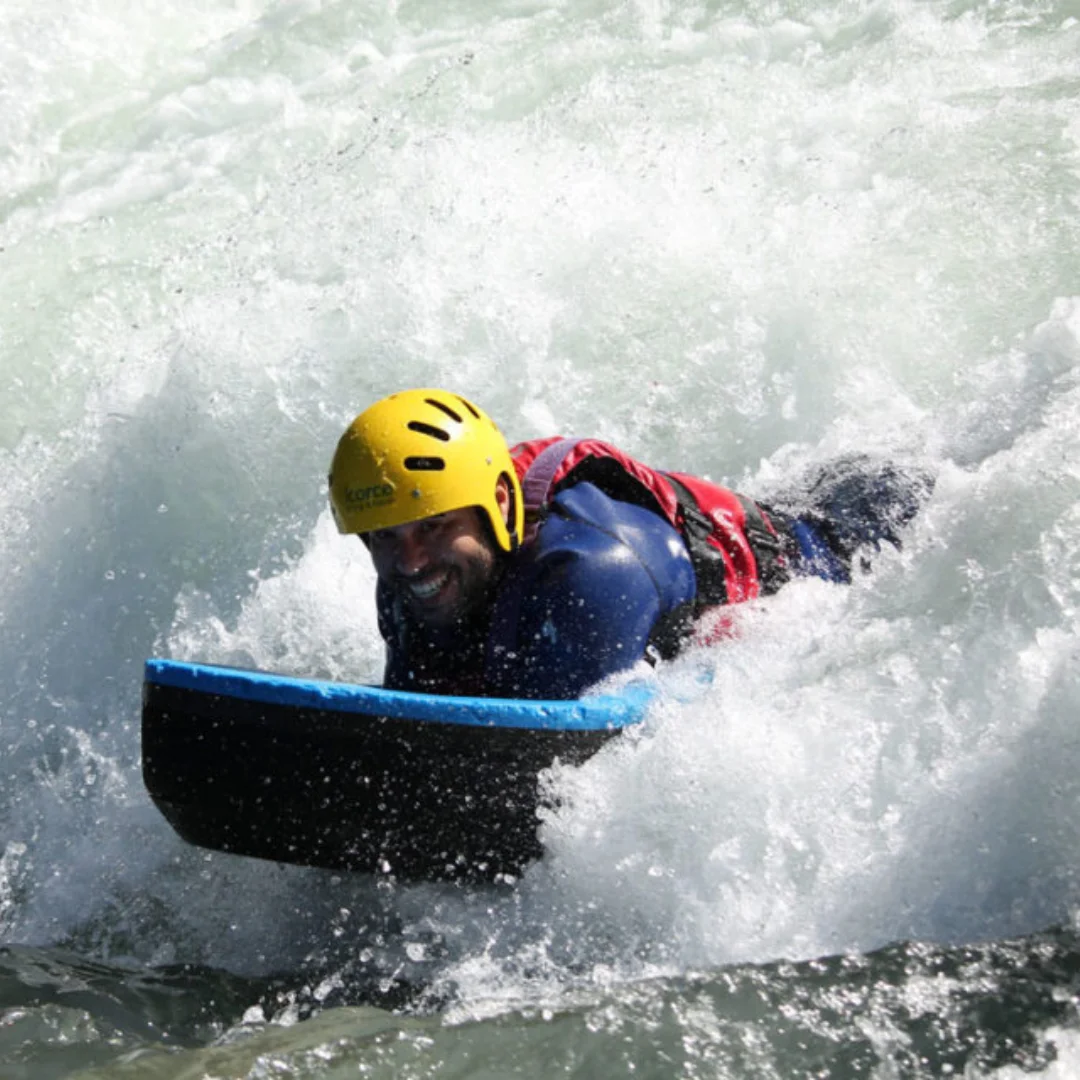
406,570,451,602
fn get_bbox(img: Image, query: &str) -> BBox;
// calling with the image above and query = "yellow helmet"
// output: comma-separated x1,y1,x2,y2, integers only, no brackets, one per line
328,389,523,552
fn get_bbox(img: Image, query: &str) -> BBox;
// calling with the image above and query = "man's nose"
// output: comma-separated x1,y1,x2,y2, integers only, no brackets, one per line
395,529,431,576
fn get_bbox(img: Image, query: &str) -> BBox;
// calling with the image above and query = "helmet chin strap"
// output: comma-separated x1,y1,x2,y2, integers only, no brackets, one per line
497,473,520,551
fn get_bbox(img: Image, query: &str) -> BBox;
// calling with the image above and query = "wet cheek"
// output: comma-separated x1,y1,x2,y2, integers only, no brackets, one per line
369,546,396,578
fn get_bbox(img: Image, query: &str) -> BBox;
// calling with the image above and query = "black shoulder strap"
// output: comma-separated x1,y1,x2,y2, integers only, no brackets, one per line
663,474,729,607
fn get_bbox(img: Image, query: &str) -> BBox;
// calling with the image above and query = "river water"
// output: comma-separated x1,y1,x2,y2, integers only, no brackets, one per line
2,0,1080,1076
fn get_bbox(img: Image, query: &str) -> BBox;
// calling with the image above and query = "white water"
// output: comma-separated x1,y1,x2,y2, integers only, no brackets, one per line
2,0,1079,1031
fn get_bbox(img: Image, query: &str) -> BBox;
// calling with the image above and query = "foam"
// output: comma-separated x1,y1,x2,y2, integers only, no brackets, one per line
1,0,1079,1007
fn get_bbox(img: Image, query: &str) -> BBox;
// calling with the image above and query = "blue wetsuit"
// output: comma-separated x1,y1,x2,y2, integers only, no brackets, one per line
483,483,696,698
378,456,933,699
380,482,696,699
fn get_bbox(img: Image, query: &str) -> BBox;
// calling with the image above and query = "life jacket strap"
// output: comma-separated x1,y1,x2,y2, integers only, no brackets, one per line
521,437,584,513
520,437,585,542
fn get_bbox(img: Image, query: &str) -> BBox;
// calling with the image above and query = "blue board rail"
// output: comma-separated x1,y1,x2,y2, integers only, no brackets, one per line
144,658,656,732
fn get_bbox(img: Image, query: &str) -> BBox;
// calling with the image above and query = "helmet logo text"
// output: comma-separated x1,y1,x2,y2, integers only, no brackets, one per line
344,483,395,510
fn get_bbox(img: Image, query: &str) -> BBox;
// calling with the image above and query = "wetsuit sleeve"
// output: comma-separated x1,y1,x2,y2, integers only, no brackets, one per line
375,580,411,690
381,638,413,691
486,484,696,699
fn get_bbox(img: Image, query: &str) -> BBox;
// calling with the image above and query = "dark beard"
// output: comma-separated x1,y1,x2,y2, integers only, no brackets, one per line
388,561,505,696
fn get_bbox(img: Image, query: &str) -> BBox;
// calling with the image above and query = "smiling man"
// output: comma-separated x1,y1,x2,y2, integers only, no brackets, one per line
368,501,506,630
328,389,932,699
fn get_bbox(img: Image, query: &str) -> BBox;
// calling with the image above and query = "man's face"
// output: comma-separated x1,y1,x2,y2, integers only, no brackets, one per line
367,507,501,630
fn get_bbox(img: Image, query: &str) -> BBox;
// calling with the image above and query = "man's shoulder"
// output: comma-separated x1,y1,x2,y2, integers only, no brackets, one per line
522,483,695,604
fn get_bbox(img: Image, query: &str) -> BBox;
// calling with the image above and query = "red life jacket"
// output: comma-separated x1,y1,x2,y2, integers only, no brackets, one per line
509,438,790,621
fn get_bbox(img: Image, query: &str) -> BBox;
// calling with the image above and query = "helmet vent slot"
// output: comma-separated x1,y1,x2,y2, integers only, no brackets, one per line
425,399,463,424
456,397,481,420
407,421,451,441
404,456,445,471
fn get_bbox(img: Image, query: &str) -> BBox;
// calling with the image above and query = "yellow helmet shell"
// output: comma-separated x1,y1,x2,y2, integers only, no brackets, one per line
328,389,523,552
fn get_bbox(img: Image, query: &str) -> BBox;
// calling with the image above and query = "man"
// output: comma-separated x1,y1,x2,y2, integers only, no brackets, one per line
328,388,932,700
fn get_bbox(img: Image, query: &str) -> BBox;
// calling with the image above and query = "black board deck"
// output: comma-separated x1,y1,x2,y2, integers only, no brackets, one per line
142,660,654,882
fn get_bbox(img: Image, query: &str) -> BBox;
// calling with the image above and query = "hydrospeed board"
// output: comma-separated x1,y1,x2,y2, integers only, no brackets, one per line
142,659,655,882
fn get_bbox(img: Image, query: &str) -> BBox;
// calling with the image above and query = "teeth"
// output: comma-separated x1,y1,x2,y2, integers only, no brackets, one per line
409,572,449,599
